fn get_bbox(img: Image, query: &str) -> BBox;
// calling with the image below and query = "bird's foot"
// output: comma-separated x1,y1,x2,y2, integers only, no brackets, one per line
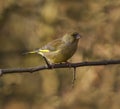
65,61,72,68
58,61,72,68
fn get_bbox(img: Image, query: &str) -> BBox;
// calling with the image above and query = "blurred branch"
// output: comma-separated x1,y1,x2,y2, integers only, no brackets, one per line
0,59,120,76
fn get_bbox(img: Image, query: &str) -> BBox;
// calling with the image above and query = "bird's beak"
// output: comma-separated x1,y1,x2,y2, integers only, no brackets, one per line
76,34,81,39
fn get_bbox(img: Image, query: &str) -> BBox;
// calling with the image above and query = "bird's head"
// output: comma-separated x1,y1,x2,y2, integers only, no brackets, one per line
63,32,81,43
71,32,81,40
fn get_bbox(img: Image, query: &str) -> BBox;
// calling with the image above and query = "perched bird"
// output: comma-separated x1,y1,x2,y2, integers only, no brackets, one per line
24,32,81,65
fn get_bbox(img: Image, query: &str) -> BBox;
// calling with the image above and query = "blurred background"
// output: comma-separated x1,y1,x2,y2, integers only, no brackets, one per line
0,0,120,109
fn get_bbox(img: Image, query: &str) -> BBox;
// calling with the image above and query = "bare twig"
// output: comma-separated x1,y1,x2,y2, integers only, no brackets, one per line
72,67,76,88
0,60,120,75
42,55,51,68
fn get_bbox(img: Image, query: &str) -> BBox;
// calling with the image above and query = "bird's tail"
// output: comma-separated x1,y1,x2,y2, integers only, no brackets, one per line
23,49,49,56
22,50,38,55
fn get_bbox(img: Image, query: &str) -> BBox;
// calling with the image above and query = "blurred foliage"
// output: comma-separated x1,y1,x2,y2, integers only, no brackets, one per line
0,0,120,109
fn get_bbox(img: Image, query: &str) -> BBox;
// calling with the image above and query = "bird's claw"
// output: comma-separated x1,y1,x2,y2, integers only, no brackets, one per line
65,62,72,68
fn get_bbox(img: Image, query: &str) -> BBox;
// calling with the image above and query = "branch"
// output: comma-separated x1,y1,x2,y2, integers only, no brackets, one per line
0,60,120,75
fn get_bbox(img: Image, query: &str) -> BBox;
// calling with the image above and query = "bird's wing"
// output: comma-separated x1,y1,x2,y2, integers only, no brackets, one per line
40,38,64,52
24,38,64,55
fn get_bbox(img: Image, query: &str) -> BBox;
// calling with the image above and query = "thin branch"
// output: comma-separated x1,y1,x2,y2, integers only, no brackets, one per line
0,59,120,75
41,55,51,68
72,67,76,88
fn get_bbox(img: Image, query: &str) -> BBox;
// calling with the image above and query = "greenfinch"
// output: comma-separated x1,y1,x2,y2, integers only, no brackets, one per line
25,32,81,64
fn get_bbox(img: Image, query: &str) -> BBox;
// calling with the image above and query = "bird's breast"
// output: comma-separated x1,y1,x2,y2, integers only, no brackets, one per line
44,42,78,63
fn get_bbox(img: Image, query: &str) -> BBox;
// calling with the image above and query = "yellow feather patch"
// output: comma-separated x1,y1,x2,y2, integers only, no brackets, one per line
28,51,36,54
37,49,50,56
39,49,50,52
38,52,44,56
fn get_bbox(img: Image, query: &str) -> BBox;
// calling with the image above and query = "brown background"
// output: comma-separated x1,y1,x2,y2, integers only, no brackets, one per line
0,0,120,109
